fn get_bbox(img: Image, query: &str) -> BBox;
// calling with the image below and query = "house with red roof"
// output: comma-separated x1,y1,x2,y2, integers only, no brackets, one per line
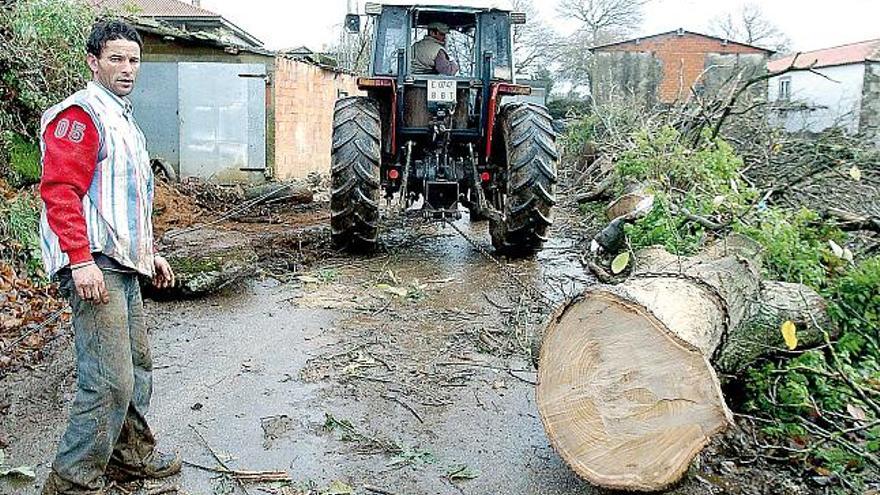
768,38,880,144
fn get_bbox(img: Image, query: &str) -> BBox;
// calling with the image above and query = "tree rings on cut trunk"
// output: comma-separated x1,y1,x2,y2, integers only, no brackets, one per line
536,290,732,492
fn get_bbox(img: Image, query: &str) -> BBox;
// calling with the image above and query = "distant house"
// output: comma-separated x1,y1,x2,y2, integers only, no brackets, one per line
589,29,774,106
91,0,263,47
768,39,880,146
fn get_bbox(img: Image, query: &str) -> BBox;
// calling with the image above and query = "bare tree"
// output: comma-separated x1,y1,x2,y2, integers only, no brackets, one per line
553,0,648,89
511,0,561,76
709,3,791,53
556,0,647,41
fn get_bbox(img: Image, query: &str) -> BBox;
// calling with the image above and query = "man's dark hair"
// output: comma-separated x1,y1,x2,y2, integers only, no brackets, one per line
87,20,143,57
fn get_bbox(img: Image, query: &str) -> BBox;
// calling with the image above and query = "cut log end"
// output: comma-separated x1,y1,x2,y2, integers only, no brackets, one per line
537,290,732,491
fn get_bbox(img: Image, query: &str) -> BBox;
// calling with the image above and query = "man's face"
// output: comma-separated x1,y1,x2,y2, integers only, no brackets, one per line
430,29,447,44
87,39,141,97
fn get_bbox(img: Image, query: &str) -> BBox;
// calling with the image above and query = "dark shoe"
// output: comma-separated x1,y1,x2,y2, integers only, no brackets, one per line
106,450,181,481
41,471,105,495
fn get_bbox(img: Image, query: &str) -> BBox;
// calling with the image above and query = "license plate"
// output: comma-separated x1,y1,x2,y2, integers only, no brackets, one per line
428,80,457,103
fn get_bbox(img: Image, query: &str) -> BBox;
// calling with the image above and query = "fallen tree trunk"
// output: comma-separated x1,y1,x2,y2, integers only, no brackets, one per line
536,235,832,492
244,182,313,205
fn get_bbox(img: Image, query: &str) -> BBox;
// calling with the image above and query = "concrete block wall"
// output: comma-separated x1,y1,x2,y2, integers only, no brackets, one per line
590,51,662,107
274,58,362,179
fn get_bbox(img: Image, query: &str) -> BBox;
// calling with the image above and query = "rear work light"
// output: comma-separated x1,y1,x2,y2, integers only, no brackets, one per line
497,83,531,96
357,77,394,88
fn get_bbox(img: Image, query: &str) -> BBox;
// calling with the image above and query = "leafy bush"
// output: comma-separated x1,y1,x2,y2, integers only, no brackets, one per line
829,256,880,335
546,97,591,120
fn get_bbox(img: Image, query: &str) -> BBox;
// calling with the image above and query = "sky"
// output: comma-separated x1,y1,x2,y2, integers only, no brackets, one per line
200,0,880,53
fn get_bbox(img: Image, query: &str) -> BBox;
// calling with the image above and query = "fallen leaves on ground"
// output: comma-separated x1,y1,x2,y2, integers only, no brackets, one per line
0,262,69,375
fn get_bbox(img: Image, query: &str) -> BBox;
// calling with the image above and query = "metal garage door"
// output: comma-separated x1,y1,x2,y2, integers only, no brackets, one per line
178,62,266,179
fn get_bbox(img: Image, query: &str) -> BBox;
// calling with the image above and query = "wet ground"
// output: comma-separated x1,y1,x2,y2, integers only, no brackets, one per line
0,203,799,495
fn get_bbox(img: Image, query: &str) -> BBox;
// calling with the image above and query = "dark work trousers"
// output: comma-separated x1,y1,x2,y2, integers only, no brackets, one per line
50,267,156,493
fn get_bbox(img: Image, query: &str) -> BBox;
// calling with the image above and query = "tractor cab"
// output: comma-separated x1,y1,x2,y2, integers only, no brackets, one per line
370,4,514,81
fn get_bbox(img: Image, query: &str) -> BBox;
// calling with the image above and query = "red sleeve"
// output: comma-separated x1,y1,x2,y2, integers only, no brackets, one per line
39,105,100,266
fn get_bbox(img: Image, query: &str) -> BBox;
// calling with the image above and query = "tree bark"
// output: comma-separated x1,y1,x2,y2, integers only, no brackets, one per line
536,235,831,492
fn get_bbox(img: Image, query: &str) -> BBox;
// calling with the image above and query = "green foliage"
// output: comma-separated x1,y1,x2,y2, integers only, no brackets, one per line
611,126,757,254
735,208,847,289
0,188,43,279
828,256,880,335
744,256,880,487
5,133,41,187
616,126,745,192
560,113,600,156
623,195,706,254
0,0,95,172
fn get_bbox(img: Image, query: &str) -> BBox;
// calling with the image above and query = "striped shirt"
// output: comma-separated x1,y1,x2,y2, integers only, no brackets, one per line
39,81,155,277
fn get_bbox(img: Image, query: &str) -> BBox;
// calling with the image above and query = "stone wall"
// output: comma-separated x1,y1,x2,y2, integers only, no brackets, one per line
273,58,363,179
859,61,880,148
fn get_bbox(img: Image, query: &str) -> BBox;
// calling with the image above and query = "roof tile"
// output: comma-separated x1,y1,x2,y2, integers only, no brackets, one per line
90,0,219,18
769,39,880,72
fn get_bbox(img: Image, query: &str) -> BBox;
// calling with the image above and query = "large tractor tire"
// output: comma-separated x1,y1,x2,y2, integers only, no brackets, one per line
330,97,382,252
490,103,558,255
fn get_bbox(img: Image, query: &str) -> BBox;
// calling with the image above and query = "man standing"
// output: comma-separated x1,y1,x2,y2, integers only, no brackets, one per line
412,22,460,75
38,20,180,495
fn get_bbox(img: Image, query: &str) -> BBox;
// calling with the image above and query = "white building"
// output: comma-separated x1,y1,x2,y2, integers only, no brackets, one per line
768,39,880,141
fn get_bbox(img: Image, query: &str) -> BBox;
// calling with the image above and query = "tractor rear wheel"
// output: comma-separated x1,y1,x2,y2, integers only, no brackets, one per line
490,103,558,255
330,97,382,252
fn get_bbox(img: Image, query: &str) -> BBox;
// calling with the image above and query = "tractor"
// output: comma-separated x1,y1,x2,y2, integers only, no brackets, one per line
331,2,558,255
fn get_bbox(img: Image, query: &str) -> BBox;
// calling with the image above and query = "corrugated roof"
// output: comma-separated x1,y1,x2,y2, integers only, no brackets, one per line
769,39,880,72
91,0,219,18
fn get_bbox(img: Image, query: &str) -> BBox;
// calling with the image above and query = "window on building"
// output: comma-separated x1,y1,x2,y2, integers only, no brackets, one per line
778,78,791,101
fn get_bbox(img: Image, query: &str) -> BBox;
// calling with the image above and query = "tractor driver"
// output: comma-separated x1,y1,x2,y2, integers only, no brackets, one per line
412,22,460,75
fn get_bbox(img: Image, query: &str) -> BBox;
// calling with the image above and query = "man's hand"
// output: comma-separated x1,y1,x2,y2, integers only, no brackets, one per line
72,263,109,304
153,255,175,289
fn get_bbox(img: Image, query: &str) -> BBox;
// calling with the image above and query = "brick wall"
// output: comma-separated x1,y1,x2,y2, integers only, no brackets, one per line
273,58,362,179
594,32,769,103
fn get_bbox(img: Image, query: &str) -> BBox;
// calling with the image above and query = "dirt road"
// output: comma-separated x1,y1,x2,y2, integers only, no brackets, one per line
0,204,782,495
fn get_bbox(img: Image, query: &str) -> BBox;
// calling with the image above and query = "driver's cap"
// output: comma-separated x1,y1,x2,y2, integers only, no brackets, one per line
427,22,450,34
